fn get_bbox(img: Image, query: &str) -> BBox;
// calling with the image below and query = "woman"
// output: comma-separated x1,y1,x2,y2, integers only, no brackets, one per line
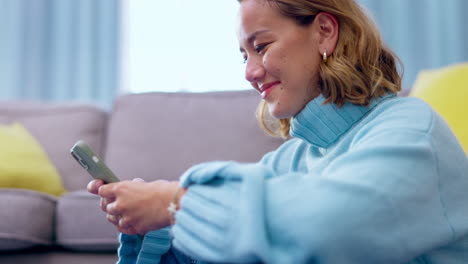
88,0,468,263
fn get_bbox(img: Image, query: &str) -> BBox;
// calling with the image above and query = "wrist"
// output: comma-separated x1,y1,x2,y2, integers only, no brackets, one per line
166,181,186,225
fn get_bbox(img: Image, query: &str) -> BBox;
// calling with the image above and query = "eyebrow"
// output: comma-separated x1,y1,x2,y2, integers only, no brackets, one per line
239,29,271,53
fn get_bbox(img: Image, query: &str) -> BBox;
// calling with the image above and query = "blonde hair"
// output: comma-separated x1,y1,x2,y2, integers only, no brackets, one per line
243,0,403,139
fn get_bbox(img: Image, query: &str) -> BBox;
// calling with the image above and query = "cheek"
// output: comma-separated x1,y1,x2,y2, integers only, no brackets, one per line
263,48,285,77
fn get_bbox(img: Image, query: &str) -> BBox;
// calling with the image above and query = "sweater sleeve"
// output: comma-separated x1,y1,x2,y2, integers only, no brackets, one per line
171,128,465,263
117,228,172,264
117,233,143,264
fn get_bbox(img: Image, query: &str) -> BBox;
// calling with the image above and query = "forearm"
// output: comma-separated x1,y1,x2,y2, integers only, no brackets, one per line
170,142,448,263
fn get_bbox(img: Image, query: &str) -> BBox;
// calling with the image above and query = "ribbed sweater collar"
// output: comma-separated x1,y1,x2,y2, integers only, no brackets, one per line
290,94,396,148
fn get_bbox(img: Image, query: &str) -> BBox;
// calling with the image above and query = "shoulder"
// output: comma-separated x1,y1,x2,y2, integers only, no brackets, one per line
365,96,435,134
348,96,441,151
352,95,465,158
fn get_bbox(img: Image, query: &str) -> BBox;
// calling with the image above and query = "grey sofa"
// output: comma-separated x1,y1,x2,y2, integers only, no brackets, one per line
0,90,283,264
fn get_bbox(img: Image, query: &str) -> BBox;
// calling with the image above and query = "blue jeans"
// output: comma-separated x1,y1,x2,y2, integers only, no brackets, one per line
160,246,200,264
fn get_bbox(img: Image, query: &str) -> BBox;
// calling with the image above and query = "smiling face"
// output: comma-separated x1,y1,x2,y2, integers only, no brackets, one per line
238,0,322,119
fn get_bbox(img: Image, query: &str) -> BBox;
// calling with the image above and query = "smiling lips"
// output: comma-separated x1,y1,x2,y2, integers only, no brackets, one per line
260,81,281,99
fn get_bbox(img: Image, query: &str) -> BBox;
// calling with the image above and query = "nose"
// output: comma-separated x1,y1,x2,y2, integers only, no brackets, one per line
244,57,265,84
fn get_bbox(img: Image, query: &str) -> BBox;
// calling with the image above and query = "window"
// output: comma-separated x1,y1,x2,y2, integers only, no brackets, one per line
124,0,248,93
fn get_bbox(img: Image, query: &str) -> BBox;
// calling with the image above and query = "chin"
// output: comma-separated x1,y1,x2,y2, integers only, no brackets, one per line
268,107,294,120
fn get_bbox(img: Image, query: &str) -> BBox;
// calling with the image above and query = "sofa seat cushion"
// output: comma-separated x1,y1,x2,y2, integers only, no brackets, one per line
0,189,56,250
56,190,119,251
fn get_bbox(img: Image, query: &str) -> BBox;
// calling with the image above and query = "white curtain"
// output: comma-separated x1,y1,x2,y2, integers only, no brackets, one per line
0,0,121,106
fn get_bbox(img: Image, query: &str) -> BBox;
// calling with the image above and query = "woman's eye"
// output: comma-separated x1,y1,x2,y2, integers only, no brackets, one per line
255,43,268,53
242,56,247,64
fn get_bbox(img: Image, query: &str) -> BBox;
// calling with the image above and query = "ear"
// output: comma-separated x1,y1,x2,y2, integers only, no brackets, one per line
315,12,339,57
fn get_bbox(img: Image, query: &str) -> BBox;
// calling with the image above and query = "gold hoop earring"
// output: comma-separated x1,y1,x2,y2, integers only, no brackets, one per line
322,49,328,62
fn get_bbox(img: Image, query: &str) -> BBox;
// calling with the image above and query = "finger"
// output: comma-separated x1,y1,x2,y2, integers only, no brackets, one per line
87,179,105,195
106,214,120,226
119,225,138,235
118,217,132,230
98,183,118,199
100,198,114,213
106,201,123,215
100,198,106,212
132,178,145,182
116,217,138,235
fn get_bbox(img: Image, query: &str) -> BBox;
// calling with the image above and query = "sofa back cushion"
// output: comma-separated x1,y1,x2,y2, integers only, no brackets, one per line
0,102,108,191
105,90,284,181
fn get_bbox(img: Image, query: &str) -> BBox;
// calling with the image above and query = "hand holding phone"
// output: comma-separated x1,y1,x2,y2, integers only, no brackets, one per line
70,140,120,183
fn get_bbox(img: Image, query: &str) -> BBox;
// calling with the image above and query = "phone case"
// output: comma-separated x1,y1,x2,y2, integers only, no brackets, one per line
70,140,120,183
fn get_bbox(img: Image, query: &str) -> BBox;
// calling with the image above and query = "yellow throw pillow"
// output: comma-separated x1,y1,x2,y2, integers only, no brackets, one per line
0,123,66,196
410,63,468,153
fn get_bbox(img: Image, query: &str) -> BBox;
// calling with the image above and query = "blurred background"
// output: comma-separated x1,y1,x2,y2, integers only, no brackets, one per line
0,0,467,107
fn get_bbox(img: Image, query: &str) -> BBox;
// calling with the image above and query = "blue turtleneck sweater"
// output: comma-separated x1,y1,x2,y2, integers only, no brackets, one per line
118,94,468,264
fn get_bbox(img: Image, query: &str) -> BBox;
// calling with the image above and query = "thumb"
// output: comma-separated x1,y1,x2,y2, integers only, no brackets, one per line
87,179,104,195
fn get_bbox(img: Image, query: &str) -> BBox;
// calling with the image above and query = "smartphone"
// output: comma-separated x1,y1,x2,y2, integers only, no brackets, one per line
70,140,120,183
